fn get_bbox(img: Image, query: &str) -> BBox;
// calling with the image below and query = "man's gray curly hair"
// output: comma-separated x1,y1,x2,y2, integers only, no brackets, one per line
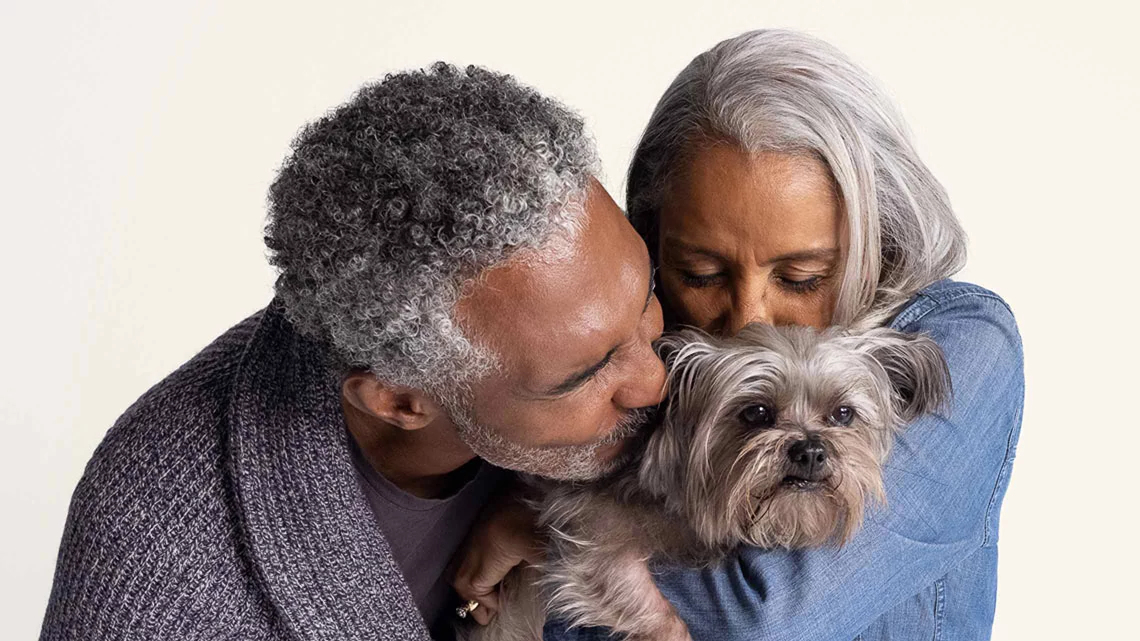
265,63,598,394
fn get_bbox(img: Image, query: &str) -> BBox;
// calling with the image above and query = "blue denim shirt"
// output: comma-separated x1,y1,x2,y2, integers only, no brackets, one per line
543,280,1024,641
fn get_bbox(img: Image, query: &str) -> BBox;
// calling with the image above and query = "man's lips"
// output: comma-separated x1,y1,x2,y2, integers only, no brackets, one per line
591,405,660,460
594,433,635,459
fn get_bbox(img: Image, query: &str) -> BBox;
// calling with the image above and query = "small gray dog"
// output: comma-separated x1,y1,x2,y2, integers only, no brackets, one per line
462,323,951,641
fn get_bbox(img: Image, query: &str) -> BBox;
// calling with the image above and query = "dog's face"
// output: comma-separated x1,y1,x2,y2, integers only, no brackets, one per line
638,323,950,549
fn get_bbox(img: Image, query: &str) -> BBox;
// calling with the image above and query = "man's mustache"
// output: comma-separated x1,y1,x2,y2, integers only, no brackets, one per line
596,405,660,446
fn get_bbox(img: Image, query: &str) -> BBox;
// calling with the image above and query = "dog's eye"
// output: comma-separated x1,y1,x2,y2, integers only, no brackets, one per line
830,406,856,426
739,404,776,428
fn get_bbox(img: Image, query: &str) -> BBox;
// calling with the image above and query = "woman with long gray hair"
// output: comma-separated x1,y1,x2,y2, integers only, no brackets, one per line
541,29,1024,640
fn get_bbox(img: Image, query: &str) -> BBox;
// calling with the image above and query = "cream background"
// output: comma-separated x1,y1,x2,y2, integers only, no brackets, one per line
2,0,1136,638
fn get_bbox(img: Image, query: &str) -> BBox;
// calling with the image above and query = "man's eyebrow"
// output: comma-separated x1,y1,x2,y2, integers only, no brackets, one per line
544,255,655,398
644,260,658,313
546,347,618,396
662,237,839,264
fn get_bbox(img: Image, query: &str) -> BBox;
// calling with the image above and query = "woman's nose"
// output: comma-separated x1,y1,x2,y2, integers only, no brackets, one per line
726,280,773,335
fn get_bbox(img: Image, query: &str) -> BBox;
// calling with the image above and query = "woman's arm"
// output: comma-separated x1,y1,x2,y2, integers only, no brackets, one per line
546,282,1024,641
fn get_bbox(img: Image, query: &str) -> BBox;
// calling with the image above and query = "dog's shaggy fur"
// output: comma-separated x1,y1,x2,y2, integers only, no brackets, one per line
462,323,951,641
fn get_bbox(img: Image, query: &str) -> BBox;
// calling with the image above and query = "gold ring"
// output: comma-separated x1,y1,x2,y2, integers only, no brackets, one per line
455,599,480,619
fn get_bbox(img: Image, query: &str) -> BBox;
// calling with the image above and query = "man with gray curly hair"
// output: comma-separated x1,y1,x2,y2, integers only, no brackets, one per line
265,63,663,482
40,63,665,641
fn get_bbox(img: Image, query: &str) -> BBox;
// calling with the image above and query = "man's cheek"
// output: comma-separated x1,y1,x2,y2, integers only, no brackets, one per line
495,410,568,447
536,410,601,448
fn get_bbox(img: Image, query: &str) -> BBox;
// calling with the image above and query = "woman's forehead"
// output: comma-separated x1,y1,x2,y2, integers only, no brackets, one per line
659,147,841,257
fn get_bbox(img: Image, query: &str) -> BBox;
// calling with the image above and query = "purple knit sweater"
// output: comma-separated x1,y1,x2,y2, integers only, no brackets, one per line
40,300,431,640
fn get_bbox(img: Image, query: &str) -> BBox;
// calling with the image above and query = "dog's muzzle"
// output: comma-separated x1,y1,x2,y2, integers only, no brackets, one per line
784,437,831,487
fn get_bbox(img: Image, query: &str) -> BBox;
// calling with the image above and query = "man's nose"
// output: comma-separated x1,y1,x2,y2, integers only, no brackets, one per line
615,347,667,409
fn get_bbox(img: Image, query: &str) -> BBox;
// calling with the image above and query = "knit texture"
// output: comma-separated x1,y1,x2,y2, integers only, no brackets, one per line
40,300,431,641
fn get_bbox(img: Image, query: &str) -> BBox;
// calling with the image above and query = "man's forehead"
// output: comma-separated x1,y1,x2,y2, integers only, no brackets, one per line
464,255,618,365
457,184,648,384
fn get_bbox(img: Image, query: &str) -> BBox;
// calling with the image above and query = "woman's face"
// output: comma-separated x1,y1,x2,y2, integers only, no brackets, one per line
657,144,846,335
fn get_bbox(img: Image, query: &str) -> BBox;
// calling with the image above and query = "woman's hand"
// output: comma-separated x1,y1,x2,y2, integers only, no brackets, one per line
451,489,545,625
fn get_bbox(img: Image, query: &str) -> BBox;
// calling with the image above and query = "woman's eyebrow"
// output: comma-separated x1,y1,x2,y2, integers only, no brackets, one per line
663,238,838,265
662,237,727,261
768,248,839,263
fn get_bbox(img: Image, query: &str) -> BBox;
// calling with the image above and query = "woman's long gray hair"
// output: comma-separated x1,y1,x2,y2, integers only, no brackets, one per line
627,29,967,328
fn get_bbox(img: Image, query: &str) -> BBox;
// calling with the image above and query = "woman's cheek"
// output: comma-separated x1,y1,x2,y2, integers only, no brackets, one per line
773,289,835,328
673,288,722,328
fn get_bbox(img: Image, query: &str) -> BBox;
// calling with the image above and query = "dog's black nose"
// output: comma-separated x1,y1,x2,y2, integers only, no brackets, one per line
787,438,829,480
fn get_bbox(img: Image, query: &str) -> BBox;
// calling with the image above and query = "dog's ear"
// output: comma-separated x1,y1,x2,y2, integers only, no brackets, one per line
859,328,952,422
653,329,699,368
638,420,684,499
640,329,719,497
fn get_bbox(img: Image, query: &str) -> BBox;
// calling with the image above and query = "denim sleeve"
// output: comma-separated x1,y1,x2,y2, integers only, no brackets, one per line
544,284,1024,641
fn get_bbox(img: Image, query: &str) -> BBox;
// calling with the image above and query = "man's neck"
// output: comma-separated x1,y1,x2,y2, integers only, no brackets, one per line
341,397,479,499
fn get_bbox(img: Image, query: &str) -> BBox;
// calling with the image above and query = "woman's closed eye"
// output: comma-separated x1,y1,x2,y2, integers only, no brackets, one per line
676,270,829,295
775,273,826,294
679,270,726,288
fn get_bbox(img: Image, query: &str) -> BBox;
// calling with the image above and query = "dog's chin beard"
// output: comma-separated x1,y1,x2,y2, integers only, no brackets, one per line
739,472,867,549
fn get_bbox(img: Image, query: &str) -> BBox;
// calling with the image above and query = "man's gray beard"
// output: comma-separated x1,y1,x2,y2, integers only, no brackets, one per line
442,391,652,481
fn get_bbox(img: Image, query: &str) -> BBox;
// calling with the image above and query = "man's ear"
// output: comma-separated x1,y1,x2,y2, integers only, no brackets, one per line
341,372,445,431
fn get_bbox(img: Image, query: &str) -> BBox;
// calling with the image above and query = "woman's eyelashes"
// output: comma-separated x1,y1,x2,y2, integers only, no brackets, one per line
775,274,826,294
674,266,829,295
678,270,725,288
